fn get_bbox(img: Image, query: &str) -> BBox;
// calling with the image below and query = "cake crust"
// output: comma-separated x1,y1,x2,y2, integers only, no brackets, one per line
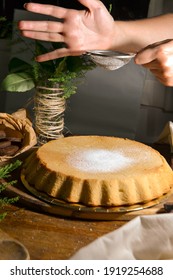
21,136,173,206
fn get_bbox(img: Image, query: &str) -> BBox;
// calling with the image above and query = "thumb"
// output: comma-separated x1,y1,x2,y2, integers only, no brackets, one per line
135,48,157,65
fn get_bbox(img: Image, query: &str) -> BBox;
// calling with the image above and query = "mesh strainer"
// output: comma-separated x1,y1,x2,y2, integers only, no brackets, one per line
86,50,135,70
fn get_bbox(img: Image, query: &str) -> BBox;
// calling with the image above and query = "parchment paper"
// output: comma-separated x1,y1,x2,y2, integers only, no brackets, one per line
0,108,37,163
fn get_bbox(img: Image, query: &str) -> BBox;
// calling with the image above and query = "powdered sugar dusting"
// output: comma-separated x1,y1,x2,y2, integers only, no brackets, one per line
67,149,136,173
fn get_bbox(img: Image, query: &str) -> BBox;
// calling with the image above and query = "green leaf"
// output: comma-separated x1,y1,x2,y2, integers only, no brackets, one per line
54,57,67,75
0,72,35,92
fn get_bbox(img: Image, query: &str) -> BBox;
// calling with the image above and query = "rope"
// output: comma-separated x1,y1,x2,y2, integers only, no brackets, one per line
34,86,65,145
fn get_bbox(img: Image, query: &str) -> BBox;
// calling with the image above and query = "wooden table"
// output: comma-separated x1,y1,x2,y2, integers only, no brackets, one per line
0,204,127,260
0,144,173,260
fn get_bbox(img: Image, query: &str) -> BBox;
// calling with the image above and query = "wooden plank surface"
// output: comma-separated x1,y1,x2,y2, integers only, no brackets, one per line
0,204,126,260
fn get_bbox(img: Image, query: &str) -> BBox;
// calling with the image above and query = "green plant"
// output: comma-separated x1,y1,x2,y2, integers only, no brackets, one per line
0,160,22,221
0,40,95,98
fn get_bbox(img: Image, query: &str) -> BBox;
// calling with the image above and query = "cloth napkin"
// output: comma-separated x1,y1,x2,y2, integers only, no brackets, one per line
70,213,173,260
157,121,173,152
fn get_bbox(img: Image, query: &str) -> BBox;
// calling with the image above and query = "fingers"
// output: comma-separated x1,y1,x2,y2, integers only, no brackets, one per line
23,3,67,19
20,30,64,43
19,20,63,33
134,39,173,86
151,72,173,86
150,66,173,86
23,0,103,19
142,59,173,87
35,48,84,62
135,39,173,65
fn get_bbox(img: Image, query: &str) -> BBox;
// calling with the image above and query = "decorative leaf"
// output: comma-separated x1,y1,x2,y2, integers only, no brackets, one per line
1,73,35,92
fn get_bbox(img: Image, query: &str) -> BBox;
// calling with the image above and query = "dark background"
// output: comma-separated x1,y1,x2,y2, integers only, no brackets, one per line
1,0,150,20
59,0,150,19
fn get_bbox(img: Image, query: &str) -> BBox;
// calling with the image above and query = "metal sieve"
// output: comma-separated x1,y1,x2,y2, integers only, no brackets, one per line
86,50,135,70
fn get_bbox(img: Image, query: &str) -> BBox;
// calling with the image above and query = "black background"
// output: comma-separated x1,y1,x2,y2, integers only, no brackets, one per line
1,0,150,20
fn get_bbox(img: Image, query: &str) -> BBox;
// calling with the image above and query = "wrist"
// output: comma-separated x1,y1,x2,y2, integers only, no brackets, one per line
109,21,138,53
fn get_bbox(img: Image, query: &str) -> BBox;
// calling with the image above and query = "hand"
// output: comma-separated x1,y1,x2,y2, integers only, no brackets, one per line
135,39,173,86
18,0,115,62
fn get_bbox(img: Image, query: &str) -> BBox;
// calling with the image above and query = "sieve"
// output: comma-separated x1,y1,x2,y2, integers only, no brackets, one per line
86,50,135,70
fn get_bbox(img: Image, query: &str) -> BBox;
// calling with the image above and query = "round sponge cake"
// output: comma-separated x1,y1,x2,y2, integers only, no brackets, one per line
21,136,173,206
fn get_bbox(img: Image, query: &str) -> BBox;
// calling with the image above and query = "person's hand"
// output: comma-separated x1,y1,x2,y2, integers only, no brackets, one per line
18,0,115,62
135,39,173,86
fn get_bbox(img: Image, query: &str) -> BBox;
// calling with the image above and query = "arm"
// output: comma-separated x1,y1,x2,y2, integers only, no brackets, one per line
18,1,173,62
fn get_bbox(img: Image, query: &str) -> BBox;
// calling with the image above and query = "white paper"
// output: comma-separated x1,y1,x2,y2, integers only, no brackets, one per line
70,213,173,260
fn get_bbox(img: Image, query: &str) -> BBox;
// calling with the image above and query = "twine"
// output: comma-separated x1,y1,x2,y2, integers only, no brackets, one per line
34,85,65,145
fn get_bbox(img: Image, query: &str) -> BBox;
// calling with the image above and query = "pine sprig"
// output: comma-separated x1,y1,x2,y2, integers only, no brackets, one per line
0,160,22,179
0,160,22,221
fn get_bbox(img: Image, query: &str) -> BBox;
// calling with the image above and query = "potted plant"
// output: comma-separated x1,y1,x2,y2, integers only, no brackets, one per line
0,40,95,144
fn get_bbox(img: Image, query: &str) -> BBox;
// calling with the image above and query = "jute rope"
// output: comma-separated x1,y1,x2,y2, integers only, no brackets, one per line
34,86,65,144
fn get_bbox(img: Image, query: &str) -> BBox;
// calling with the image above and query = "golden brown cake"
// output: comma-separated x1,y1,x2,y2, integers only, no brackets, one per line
21,136,173,206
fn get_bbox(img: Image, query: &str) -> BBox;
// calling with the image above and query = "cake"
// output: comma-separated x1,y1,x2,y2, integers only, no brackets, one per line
21,136,173,207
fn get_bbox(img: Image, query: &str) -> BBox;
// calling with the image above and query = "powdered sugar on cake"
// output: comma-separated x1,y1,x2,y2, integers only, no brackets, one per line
67,148,136,173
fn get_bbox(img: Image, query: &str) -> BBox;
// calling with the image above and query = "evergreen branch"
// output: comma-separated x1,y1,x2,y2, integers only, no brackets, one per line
0,213,7,221
0,160,22,179
0,196,19,206
0,160,22,221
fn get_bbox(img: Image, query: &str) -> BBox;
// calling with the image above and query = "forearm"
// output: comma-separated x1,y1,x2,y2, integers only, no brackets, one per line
112,14,173,53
